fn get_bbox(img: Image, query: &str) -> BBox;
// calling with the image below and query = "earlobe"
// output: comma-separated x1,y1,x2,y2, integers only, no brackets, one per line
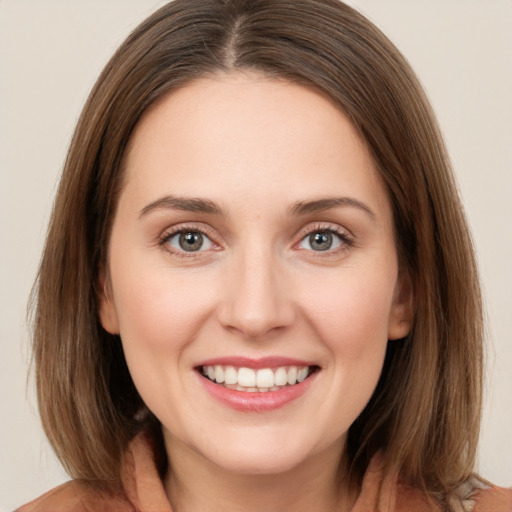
388,270,414,340
98,265,120,335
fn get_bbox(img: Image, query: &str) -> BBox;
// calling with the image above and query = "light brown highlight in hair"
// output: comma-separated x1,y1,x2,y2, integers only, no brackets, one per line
31,0,483,505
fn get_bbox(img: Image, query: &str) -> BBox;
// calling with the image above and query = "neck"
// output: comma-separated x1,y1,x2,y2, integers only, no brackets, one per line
163,435,356,512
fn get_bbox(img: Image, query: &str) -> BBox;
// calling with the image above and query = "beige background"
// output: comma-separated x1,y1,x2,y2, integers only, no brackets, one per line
1,1,511,510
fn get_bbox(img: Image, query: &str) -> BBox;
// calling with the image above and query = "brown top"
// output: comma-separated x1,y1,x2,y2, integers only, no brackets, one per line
17,432,512,512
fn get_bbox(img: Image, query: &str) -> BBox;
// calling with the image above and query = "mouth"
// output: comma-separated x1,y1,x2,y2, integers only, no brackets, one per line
198,364,320,393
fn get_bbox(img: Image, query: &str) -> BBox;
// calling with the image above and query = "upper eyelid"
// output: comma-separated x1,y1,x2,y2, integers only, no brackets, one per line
295,221,352,239
160,221,349,236
160,222,215,238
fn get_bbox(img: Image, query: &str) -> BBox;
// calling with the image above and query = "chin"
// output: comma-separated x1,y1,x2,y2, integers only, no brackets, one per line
192,427,332,476
208,446,309,476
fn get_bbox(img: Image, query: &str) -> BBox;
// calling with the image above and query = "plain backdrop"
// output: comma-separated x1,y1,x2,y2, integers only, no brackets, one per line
1,1,511,510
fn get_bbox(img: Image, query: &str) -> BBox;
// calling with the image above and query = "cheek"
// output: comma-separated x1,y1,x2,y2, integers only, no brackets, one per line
110,267,219,421
110,263,217,359
302,274,394,422
301,271,396,352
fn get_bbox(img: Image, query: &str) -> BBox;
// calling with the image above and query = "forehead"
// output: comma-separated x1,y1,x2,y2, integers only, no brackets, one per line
120,72,388,217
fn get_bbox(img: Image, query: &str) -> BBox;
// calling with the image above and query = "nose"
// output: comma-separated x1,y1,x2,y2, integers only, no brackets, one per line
217,246,295,340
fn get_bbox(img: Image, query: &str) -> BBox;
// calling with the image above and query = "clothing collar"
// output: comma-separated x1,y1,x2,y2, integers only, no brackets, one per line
121,431,398,512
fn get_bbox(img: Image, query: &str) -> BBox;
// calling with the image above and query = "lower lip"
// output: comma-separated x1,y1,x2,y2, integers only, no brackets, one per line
197,372,317,412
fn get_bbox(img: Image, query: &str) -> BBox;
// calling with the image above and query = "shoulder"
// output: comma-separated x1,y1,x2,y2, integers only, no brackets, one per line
15,479,135,512
396,476,512,512
464,479,512,512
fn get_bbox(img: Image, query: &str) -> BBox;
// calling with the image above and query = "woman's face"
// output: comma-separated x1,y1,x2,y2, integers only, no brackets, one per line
100,73,412,475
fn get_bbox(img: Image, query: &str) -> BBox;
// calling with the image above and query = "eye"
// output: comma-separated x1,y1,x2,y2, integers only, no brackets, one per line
165,230,214,253
298,229,349,252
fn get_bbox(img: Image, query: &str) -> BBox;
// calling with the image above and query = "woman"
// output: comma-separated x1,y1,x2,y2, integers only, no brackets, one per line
16,0,512,511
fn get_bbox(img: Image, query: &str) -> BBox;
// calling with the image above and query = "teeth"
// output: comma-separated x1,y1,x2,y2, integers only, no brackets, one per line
201,364,314,392
215,366,225,383
274,367,288,386
238,367,256,387
287,366,297,385
224,366,237,385
256,368,274,388
297,367,308,382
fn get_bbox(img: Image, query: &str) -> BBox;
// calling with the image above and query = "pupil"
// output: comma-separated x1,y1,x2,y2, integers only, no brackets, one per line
310,232,332,251
179,232,203,251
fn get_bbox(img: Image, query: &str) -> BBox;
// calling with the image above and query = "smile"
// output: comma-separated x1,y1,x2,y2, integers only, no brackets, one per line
200,365,316,393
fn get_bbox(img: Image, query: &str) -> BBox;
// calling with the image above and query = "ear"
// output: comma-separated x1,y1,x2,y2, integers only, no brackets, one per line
388,269,414,340
97,265,120,335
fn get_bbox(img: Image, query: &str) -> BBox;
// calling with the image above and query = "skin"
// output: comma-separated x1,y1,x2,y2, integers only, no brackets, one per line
99,72,413,512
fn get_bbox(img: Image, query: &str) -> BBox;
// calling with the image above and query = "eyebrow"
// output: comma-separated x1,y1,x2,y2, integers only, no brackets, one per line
139,195,224,218
138,194,375,220
288,197,376,219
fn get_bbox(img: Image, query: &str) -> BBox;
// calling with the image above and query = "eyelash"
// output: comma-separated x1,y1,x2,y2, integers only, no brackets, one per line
295,223,354,256
158,224,219,258
158,223,354,258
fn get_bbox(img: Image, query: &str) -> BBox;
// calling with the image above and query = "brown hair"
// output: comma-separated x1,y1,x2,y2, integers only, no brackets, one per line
32,0,483,503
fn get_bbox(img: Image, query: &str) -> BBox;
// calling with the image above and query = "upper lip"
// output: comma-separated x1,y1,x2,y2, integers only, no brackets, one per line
196,356,318,369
